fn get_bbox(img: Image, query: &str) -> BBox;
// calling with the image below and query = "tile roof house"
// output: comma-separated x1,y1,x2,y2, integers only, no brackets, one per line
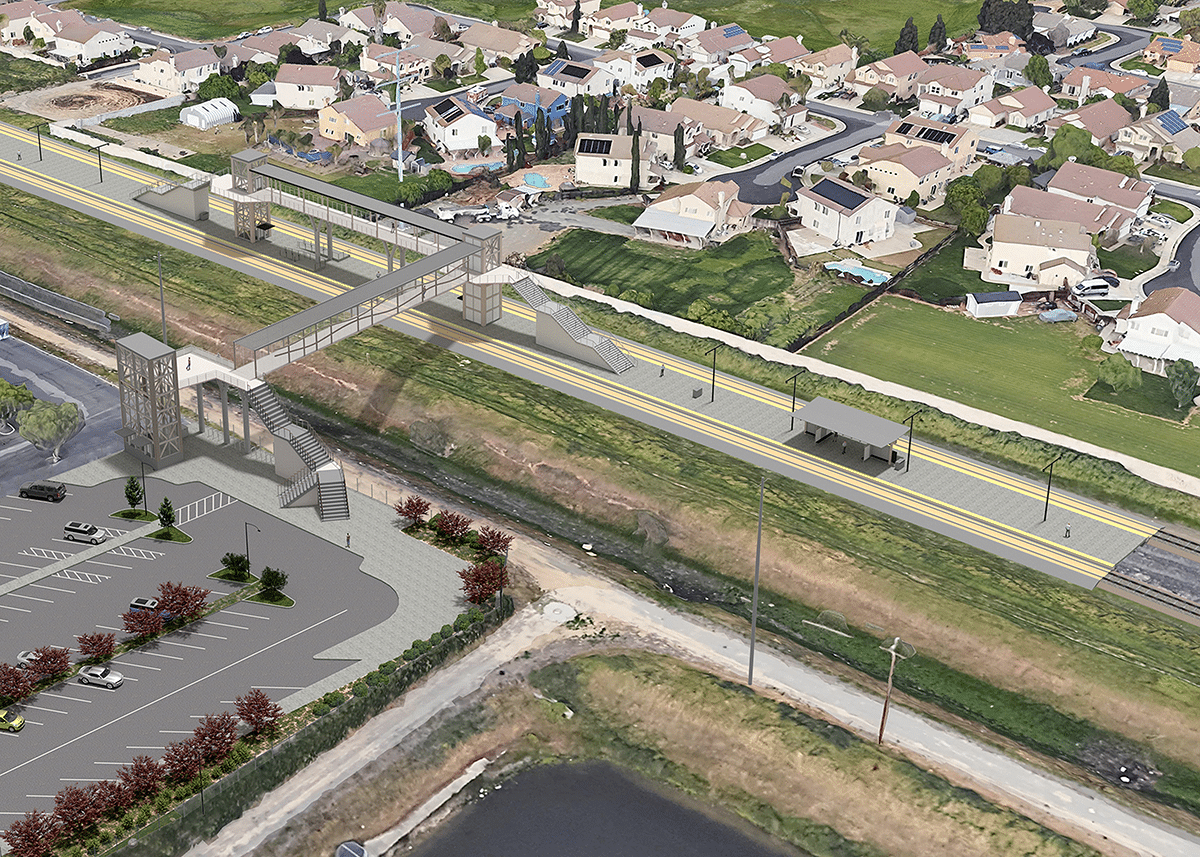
585,1,645,40
1061,67,1151,105
358,41,454,85
883,115,978,173
969,52,1068,88
47,19,132,64
592,48,675,91
1115,110,1200,164
1044,99,1131,151
273,63,343,110
796,43,856,92
849,50,929,101
289,19,368,57
319,93,395,147
719,73,798,126
789,177,898,246
629,104,704,159
574,132,657,190
682,23,756,65
134,47,220,93
0,1,45,42
424,96,497,156
536,58,614,97
666,96,768,145
219,36,280,70
1142,36,1200,73
633,180,752,247
536,0,600,31
499,83,569,127
1002,185,1131,245
1032,11,1095,49
1045,160,1154,218
643,6,706,38
967,86,1057,129
916,64,993,117
458,22,537,62
1117,288,1200,376
338,1,436,44
986,213,1098,290
729,34,808,77
857,142,954,205
958,31,1025,61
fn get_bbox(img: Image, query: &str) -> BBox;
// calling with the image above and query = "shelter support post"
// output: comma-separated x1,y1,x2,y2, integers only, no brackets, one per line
195,384,205,434
218,381,230,445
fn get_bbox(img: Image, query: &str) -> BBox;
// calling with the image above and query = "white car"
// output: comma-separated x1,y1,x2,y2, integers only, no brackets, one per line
235,31,251,40
78,665,123,689
256,26,273,35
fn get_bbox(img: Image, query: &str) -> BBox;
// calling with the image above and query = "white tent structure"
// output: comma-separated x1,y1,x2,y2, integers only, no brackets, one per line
180,98,239,131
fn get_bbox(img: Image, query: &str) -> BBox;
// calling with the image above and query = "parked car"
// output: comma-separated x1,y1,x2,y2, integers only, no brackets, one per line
235,31,251,40
256,26,273,35
129,597,159,612
1093,274,1120,287
16,651,39,669
0,710,25,732
1073,278,1110,298
19,481,65,501
1169,259,1181,271
64,522,106,544
78,665,123,689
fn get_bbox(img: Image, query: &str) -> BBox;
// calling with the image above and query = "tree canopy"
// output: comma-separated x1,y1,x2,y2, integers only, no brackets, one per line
1024,54,1052,89
894,17,919,55
16,401,82,462
928,14,946,48
978,0,1035,40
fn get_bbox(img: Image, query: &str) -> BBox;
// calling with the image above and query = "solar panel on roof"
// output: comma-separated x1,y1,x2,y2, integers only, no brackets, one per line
544,59,565,76
637,54,664,68
577,137,612,155
1158,110,1187,134
722,24,745,37
914,126,956,145
560,63,590,79
811,179,867,211
895,122,915,135
433,98,462,122
1161,38,1183,48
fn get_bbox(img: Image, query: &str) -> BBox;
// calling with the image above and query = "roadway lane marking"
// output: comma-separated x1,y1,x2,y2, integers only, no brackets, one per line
140,651,183,660
40,692,90,704
159,640,204,650
23,705,68,715
9,593,52,603
84,560,132,569
0,561,37,570
113,661,161,670
0,603,32,613
187,631,227,640
30,583,75,594
0,610,347,781
221,610,269,619
203,621,248,630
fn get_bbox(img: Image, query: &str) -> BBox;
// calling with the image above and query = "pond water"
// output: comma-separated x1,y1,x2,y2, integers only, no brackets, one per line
410,761,806,857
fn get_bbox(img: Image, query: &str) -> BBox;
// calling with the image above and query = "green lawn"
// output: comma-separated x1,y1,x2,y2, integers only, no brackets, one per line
891,231,978,302
110,508,157,521
1151,199,1193,223
102,104,183,135
527,229,793,317
1145,162,1200,187
588,204,644,225
179,152,230,173
1098,244,1158,279
1084,373,1186,421
1119,58,1163,75
706,142,773,167
67,0,321,39
808,296,1200,478
0,52,77,93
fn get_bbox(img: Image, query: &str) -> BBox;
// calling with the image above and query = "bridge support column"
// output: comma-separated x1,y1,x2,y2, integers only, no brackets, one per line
385,242,394,273
326,217,333,260
195,383,205,434
243,397,252,453
218,381,231,445
463,279,502,326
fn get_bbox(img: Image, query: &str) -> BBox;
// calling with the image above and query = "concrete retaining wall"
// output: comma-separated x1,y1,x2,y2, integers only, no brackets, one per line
0,270,111,333
76,93,184,127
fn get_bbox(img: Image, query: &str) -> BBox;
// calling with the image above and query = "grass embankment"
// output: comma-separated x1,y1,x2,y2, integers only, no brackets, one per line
706,142,773,167
103,105,184,136
1098,244,1158,279
65,0,316,39
1151,200,1194,223
1145,162,1200,187
588,203,643,225
891,231,976,302
9,178,1200,822
0,53,77,93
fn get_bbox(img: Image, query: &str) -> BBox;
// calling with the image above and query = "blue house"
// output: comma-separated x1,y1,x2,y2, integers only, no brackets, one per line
498,83,570,127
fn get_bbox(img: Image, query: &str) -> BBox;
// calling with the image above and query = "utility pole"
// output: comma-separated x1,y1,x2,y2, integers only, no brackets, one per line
877,636,912,745
705,343,722,403
395,52,403,182
787,370,802,432
1042,453,1063,523
903,409,922,473
747,475,765,686
158,251,167,345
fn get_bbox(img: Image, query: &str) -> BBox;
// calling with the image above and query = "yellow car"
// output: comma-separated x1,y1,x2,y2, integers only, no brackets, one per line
0,709,25,732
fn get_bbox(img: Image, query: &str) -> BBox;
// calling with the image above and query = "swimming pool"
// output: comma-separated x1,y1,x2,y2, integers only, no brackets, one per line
450,162,504,173
824,260,890,286
523,172,550,188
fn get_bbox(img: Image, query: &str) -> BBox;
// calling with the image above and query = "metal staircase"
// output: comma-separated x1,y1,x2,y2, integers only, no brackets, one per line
512,277,635,374
246,382,349,520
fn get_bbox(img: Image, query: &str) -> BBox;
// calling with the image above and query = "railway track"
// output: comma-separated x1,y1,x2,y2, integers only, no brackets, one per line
1102,529,1200,623
1148,529,1200,559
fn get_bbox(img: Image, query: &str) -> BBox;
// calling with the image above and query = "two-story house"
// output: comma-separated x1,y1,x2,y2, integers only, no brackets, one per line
630,104,704,161
632,180,752,247
681,23,756,66
883,115,978,174
1002,185,1131,245
1032,11,1095,50
1115,110,1200,163
718,73,799,127
729,34,808,78
498,83,570,127
458,22,537,63
857,143,953,205
585,1,645,41
536,58,615,97
1045,160,1155,218
643,5,706,39
848,50,929,101
958,31,1025,61
1143,35,1200,74
319,93,395,147
969,52,1067,89
986,213,1097,290
273,63,342,110
967,86,1056,129
536,0,600,31
1044,99,1130,151
789,177,898,246
424,96,497,156
134,47,220,94
1061,67,1151,106
796,43,856,93
338,1,435,45
592,48,675,91
574,132,657,189
358,42,434,84
0,1,45,43
1117,288,1200,376
49,21,132,65
666,97,768,145
916,64,992,117
289,19,368,58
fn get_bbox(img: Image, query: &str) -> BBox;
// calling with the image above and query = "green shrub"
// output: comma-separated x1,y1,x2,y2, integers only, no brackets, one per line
366,671,386,687
429,630,442,644
440,623,454,637
84,838,100,855
119,812,136,831
63,846,83,857
402,647,418,660
219,755,239,775
229,741,253,765
98,828,114,845
1081,333,1103,351
465,529,480,545
454,613,470,631
320,691,345,707
154,791,172,814
137,806,151,825
469,607,485,623
413,638,431,654
312,702,331,717
378,660,397,674
352,680,370,697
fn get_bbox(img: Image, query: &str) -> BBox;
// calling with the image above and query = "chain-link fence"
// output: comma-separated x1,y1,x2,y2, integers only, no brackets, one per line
109,596,514,857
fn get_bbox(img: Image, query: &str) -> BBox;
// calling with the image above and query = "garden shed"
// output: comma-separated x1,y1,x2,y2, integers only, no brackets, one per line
181,98,239,131
967,291,1022,318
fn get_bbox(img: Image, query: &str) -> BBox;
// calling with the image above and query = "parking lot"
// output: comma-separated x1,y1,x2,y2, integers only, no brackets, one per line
0,476,397,821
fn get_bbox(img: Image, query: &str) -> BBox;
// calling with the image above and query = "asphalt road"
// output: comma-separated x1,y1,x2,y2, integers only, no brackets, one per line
0,336,122,498
1063,21,1153,69
1139,181,1200,296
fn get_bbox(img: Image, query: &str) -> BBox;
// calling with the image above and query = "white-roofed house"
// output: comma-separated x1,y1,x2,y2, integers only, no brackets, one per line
718,73,801,128
48,20,132,65
134,47,220,93
423,96,497,156
969,52,1067,89
574,132,657,189
632,180,753,247
273,63,342,110
967,86,1056,129
592,48,675,91
458,21,537,63
289,19,368,57
180,97,239,130
536,0,600,30
667,96,768,145
536,58,615,97
1045,160,1154,218
643,5,706,39
1116,288,1200,376
967,291,1023,318
789,177,898,246
796,43,856,93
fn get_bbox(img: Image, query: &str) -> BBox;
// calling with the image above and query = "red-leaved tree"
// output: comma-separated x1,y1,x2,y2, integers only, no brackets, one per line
27,646,69,681
476,526,513,557
193,712,239,765
117,755,163,800
435,510,473,543
236,688,283,736
122,609,163,640
75,632,115,662
0,663,33,703
162,737,203,782
54,783,98,839
157,581,211,620
93,779,131,819
395,495,431,527
458,559,508,604
1,809,59,857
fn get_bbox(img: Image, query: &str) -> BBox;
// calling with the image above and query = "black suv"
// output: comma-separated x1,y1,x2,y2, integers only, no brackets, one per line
19,481,66,501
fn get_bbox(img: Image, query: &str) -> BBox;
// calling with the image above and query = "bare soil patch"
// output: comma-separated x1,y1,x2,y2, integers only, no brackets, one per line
6,78,165,121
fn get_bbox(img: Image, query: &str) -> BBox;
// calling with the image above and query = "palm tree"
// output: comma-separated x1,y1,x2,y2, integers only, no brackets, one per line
329,142,343,165
373,0,387,43
241,116,255,145
254,114,266,143
269,102,285,131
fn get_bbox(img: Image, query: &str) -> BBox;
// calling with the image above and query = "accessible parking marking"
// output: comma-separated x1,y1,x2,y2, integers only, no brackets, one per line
20,547,71,561
57,569,108,584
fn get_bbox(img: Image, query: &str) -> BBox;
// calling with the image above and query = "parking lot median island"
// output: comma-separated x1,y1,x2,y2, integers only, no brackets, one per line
111,508,158,522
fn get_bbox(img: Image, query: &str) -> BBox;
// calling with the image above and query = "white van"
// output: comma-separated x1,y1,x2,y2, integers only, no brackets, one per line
64,522,106,544
1073,278,1110,298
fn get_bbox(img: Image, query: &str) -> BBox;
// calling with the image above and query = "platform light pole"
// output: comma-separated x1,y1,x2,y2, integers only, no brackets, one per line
787,370,802,432
94,143,109,183
139,461,147,513
34,122,48,161
1042,453,1063,523
705,343,722,403
245,522,259,573
157,251,168,345
903,409,922,473
747,475,765,687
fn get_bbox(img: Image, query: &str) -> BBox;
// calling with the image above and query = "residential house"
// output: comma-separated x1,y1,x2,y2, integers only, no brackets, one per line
789,177,898,246
848,50,928,101
1116,110,1200,163
48,20,132,65
319,93,395,147
681,23,756,65
857,142,953,205
632,180,752,247
1032,11,1096,50
729,34,808,77
537,58,615,97
1061,66,1151,105
967,86,1056,129
593,48,675,91
796,43,856,92
916,64,993,117
338,1,436,45
585,1,645,40
1117,288,1200,376
134,47,220,93
666,96,768,145
219,35,279,70
883,115,978,174
289,19,368,57
0,1,45,43
1143,36,1200,74
424,96,497,156
273,63,342,110
1002,184,1131,244
358,42,433,84
624,27,663,50
987,213,1097,289
1046,160,1154,218
630,104,704,161
969,52,1067,88
719,73,798,127
574,132,656,189
958,31,1025,61
498,83,569,127
643,5,706,39
1044,99,1130,151
458,22,537,63
24,7,86,44
536,0,600,31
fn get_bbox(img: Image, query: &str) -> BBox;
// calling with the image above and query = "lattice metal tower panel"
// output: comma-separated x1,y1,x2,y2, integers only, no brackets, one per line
231,150,272,242
116,333,184,468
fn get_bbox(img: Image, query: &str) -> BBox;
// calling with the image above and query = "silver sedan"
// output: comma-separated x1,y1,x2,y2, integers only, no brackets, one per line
78,665,124,689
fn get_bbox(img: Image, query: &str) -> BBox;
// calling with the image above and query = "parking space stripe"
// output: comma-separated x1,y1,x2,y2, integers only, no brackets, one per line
30,583,75,594
159,730,193,734
126,746,164,750
0,618,8,622
25,795,54,799
159,640,204,650
203,621,248,630
93,762,126,765
95,625,122,632
84,560,132,569
57,569,107,584
222,610,269,619
113,661,160,670
252,686,304,690
9,593,53,603
0,561,38,570
0,504,31,512
40,692,90,704
58,778,109,782
0,603,32,612
140,651,183,660
23,705,68,715
0,516,10,520
186,631,227,640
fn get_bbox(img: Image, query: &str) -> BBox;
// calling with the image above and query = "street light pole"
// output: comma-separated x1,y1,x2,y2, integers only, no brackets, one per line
877,637,903,745
705,343,722,403
787,371,802,432
35,123,47,161
139,461,147,513
245,522,260,572
95,144,107,183
747,475,765,687
1042,454,1063,523
903,409,922,474
158,251,167,345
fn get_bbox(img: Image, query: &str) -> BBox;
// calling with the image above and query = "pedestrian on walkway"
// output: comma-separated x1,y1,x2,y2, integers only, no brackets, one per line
346,532,351,549
186,356,191,371
1064,524,1071,539
841,441,847,455
15,152,20,161
659,363,665,377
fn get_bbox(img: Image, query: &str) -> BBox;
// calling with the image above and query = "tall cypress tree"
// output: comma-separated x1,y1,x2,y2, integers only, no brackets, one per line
514,112,527,168
673,121,685,170
894,16,919,55
535,108,548,160
928,13,945,48
1150,77,1171,111
630,125,641,192
626,101,634,134
571,0,581,33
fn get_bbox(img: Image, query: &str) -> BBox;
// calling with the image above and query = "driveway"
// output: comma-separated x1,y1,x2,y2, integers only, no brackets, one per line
1141,180,1200,296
